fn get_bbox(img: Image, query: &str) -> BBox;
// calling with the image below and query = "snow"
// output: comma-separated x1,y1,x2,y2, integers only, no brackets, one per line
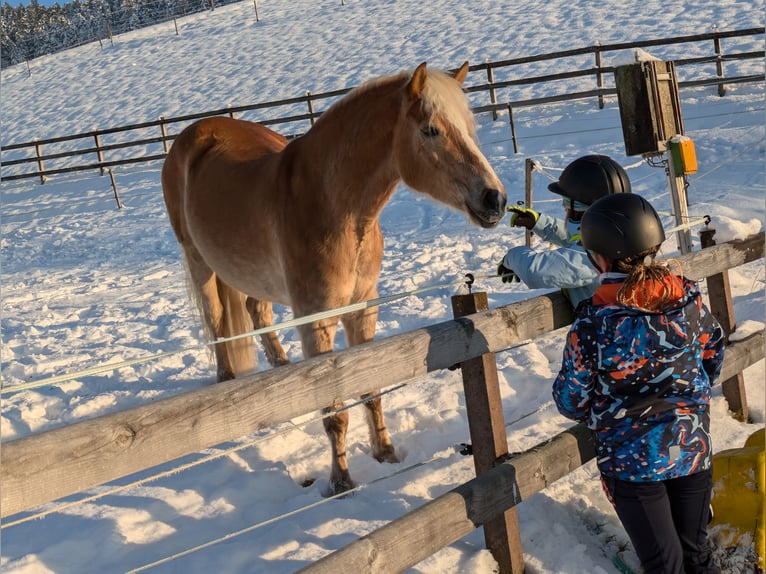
1,1,764,573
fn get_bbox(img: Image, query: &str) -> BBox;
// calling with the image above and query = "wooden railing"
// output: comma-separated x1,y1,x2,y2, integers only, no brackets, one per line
1,27,763,185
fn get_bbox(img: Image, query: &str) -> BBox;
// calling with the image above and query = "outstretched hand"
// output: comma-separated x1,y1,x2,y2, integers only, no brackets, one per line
507,205,538,230
497,261,520,283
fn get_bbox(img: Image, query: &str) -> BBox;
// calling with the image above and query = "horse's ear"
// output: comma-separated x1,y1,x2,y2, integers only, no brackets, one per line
408,62,428,98
453,61,469,86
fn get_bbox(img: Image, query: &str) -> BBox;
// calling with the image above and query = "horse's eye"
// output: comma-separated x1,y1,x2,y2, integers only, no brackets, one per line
421,125,440,138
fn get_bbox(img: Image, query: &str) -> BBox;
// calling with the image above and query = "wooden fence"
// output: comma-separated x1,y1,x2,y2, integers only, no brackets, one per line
2,231,763,573
1,27,763,184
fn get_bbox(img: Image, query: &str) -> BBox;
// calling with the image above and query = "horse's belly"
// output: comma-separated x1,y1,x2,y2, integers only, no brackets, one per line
187,215,290,305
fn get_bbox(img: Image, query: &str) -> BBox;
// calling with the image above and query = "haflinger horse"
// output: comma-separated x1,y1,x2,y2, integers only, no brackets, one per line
161,61,506,495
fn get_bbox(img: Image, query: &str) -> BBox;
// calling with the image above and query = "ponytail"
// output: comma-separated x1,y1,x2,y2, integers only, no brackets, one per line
613,246,684,311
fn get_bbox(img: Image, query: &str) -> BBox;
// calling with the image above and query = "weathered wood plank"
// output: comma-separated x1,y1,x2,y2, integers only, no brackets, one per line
1,233,762,518
298,330,764,574
674,230,764,281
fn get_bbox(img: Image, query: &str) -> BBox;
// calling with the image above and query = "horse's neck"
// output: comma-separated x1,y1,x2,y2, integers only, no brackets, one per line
295,78,405,221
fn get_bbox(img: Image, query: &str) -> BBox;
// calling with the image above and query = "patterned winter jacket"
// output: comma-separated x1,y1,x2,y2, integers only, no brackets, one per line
501,212,600,308
552,273,725,482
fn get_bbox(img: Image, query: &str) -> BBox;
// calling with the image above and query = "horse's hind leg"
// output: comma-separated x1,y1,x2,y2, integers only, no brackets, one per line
245,297,289,367
342,307,398,465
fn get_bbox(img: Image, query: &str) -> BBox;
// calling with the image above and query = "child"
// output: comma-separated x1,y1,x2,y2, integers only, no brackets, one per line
497,154,631,308
552,193,724,573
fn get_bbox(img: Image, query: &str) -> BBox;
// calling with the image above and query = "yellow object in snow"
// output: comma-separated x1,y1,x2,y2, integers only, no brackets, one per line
711,428,765,569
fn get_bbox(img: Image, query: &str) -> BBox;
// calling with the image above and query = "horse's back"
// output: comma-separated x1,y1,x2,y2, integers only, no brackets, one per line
162,116,287,242
163,116,286,189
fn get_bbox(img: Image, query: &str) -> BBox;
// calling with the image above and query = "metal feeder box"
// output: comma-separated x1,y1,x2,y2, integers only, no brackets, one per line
614,60,684,156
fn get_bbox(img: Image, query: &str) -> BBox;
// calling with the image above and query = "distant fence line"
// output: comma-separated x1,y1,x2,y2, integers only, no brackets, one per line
1,27,763,185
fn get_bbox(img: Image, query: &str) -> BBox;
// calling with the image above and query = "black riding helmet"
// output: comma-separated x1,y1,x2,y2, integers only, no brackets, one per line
548,154,631,205
580,193,666,261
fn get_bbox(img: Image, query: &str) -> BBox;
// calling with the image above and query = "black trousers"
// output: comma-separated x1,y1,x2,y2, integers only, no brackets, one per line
602,469,720,574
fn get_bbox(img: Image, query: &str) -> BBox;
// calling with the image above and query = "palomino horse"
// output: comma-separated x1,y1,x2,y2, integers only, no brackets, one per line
161,62,506,494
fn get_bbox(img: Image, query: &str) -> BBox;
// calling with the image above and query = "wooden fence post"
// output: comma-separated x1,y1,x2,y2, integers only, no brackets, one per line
487,64,498,121
451,290,524,574
306,91,316,125
713,32,726,97
507,104,518,155
699,227,749,422
108,169,124,209
34,140,46,184
94,133,105,175
524,158,534,248
595,44,605,109
159,116,170,153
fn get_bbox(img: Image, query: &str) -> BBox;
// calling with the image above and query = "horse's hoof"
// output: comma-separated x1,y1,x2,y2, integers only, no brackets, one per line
374,445,399,464
324,476,356,497
216,368,235,383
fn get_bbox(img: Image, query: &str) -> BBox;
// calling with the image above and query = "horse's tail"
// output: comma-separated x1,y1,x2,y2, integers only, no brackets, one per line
185,265,256,381
213,277,256,379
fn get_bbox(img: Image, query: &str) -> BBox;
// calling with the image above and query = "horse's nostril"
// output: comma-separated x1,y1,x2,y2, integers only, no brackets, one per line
483,189,506,214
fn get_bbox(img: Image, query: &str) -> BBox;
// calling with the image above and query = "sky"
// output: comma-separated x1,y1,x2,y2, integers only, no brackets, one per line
0,1,764,573
7,0,58,7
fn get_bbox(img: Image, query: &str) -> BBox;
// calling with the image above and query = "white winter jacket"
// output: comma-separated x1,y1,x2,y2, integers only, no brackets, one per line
501,212,599,308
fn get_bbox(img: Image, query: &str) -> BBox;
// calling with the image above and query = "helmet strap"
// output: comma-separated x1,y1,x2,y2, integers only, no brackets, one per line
586,250,609,274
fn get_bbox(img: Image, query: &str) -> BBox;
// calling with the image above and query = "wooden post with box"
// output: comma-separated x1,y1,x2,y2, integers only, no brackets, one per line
614,58,694,253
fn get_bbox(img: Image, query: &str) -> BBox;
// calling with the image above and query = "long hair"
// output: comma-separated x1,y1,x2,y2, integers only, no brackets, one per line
612,246,684,311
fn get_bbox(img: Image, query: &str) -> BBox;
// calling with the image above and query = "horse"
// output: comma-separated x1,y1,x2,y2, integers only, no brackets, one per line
161,61,506,495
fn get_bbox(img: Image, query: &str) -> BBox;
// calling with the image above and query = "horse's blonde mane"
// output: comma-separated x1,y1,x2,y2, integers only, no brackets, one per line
317,67,476,142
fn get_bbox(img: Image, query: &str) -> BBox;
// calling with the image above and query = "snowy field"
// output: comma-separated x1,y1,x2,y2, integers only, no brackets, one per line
1,1,764,573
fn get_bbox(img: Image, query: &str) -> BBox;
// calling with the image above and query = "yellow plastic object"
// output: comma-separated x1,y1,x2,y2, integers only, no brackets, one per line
669,136,698,175
711,428,765,569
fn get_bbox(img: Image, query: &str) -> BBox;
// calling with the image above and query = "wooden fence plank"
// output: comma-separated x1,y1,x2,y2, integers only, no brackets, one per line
1,233,762,518
298,329,765,574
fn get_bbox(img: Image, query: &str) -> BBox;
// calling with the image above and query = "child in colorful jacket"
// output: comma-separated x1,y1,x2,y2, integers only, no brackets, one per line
498,154,631,308
552,193,724,574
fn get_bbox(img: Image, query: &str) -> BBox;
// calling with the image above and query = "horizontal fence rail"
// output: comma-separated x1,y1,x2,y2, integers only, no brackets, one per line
1,27,763,184
2,231,763,519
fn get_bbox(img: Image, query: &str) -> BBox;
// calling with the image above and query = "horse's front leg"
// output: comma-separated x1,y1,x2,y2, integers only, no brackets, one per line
297,320,355,494
341,306,399,465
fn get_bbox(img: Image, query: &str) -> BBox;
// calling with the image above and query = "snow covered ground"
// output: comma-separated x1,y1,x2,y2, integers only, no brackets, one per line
1,1,764,572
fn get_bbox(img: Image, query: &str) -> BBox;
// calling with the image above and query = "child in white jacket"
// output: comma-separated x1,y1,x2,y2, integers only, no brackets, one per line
498,154,631,308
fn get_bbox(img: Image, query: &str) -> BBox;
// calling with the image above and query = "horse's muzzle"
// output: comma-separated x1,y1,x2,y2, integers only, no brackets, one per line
483,188,507,215
474,188,506,227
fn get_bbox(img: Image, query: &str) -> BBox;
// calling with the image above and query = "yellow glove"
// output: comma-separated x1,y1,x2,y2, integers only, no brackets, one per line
507,205,539,230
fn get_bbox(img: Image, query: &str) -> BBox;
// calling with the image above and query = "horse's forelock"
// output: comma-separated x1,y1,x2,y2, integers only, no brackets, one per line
421,69,476,140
